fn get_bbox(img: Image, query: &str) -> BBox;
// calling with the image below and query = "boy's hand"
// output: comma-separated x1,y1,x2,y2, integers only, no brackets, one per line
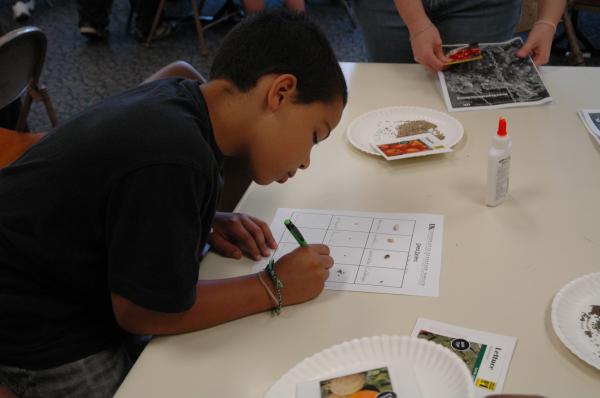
209,212,277,260
273,244,334,305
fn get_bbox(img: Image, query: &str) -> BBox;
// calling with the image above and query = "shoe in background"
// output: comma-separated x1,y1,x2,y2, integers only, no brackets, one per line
12,0,35,23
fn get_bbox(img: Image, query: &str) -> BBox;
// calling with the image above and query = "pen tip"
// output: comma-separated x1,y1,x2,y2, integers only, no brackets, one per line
284,219,291,225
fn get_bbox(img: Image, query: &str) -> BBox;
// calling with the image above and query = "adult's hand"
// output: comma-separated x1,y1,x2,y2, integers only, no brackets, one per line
409,24,448,72
516,23,555,66
209,212,277,260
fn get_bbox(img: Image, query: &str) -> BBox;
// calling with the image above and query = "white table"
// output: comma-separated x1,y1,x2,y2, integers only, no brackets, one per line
115,63,600,398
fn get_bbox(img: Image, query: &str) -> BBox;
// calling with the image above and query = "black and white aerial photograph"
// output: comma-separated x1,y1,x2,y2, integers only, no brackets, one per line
439,38,552,112
590,113,600,132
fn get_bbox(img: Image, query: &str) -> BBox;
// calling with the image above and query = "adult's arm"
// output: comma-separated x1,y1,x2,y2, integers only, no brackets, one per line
516,0,567,65
393,0,446,71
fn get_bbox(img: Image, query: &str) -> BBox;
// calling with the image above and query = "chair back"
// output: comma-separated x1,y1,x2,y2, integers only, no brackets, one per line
0,26,47,110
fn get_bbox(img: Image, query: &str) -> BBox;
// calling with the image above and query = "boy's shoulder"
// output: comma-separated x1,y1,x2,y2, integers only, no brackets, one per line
67,78,212,145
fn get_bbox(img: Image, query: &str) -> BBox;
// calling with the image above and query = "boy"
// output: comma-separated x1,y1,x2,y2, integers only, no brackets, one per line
0,10,347,397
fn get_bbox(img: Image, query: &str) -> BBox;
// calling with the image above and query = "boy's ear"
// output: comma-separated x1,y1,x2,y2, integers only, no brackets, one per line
266,74,298,111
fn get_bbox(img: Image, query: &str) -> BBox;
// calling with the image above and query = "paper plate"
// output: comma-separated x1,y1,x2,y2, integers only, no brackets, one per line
346,106,464,156
264,335,475,398
551,272,600,369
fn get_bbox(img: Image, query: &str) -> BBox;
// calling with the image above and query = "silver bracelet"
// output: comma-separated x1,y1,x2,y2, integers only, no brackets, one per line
534,19,557,33
409,23,434,42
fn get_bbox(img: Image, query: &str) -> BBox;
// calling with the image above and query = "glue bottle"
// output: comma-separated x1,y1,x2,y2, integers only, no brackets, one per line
486,117,512,206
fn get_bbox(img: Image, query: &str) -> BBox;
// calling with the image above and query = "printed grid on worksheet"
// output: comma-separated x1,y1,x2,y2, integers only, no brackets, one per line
271,211,417,288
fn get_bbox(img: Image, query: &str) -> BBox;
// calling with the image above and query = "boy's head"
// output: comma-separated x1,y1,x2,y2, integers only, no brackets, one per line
209,10,347,185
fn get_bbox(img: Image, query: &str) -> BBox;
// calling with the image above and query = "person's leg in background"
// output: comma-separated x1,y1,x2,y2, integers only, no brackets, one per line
434,0,522,45
352,0,413,63
243,0,304,14
77,0,113,40
243,0,266,14
131,0,175,42
283,0,304,12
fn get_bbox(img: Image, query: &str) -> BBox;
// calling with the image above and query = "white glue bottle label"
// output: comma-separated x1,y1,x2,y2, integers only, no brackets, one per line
486,117,512,206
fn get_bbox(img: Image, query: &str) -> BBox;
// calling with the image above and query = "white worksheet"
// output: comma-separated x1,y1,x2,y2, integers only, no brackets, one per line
252,208,443,297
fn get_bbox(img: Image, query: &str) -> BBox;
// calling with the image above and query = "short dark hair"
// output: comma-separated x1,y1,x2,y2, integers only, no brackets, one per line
210,10,348,106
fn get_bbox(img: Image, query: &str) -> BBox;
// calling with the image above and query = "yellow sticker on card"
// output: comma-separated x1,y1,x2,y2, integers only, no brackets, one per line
475,378,497,391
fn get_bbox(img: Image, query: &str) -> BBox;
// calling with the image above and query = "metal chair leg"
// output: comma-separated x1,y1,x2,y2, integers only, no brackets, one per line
191,0,209,56
562,9,585,65
339,0,358,29
38,86,58,128
15,93,33,132
145,0,168,48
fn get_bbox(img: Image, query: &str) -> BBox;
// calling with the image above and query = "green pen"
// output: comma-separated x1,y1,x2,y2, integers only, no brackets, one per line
284,219,307,246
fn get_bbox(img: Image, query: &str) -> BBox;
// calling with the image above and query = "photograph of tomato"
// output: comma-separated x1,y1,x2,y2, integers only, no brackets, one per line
444,43,482,65
376,139,431,157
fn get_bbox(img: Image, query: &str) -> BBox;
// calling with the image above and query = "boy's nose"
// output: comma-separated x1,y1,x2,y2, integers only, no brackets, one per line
300,158,310,169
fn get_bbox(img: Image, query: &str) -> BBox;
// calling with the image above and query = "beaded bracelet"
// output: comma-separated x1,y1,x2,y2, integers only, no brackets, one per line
534,19,557,33
265,259,284,315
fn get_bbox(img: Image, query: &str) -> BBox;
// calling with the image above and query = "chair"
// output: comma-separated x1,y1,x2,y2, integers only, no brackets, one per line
0,26,58,132
0,127,45,168
131,0,243,56
337,0,358,29
560,0,600,65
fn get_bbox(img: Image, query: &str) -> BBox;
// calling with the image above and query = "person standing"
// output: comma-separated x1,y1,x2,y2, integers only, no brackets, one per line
353,0,566,70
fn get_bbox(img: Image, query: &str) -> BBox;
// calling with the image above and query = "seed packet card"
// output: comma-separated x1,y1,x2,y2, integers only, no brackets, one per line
444,42,482,65
372,133,452,161
411,318,517,398
296,366,396,398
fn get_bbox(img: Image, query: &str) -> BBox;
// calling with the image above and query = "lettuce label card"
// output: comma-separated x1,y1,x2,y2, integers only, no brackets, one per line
372,133,452,160
296,367,397,398
411,318,516,398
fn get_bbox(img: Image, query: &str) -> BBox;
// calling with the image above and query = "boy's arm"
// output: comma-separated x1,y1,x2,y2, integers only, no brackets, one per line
111,244,333,335
141,60,207,85
111,274,275,335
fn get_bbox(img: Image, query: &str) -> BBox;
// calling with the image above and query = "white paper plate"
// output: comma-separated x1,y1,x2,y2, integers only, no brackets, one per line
264,335,475,398
346,106,464,156
551,272,600,369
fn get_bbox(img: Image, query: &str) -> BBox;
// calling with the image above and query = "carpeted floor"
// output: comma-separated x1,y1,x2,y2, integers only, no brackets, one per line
1,0,599,131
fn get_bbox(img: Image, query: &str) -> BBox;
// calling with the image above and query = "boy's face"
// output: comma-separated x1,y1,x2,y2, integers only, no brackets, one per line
247,96,344,185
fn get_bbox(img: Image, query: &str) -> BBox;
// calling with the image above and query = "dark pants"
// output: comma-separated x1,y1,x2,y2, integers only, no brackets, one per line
76,0,113,29
0,346,131,398
76,0,161,33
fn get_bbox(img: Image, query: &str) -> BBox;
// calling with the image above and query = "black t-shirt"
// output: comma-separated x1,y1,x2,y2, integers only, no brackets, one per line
0,78,223,369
